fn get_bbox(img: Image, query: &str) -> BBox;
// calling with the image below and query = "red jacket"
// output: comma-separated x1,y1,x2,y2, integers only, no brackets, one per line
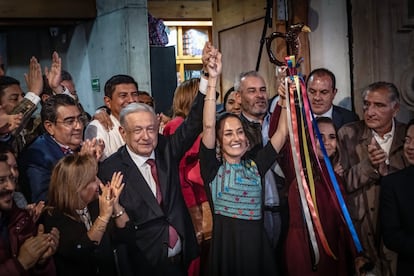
0,203,55,276
163,116,208,207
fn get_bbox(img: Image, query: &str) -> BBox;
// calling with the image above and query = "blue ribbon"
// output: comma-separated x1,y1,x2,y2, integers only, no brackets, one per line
311,111,363,253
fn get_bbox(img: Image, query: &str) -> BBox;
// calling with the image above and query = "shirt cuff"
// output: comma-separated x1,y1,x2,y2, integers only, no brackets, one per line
199,77,208,95
25,92,41,106
62,86,76,99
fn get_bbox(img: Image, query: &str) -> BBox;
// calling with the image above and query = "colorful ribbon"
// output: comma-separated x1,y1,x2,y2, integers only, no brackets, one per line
284,55,342,265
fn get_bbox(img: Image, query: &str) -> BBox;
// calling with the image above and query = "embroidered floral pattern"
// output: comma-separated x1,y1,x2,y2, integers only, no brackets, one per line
210,160,262,220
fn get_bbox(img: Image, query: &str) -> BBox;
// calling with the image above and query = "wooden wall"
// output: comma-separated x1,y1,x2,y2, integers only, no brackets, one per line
0,0,96,26
149,0,309,101
212,0,309,99
148,0,211,19
351,0,414,121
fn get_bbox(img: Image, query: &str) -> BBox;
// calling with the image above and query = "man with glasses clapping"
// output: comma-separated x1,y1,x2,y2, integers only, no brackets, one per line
19,94,104,203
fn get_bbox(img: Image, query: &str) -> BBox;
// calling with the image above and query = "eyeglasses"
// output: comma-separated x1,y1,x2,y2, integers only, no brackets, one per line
0,174,15,185
55,114,87,127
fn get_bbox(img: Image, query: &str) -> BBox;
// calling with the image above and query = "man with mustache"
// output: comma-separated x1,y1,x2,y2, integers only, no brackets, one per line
0,154,59,275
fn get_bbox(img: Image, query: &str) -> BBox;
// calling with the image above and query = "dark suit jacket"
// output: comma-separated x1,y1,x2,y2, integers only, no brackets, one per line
98,93,203,275
380,165,414,276
332,104,359,129
19,133,65,203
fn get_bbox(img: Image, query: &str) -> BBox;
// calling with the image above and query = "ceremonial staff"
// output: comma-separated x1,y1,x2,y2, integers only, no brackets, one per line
265,23,363,267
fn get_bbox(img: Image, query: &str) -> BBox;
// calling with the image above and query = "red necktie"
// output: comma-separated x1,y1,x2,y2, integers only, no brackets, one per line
146,159,178,248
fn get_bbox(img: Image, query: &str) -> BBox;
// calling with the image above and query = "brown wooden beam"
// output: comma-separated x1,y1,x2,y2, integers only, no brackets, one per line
213,0,264,31
0,0,96,19
148,1,212,20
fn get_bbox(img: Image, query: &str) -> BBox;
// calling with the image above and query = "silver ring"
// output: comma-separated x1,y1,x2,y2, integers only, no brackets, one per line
105,196,110,201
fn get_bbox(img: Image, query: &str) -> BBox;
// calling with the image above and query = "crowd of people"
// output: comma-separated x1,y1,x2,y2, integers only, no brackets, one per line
0,41,412,276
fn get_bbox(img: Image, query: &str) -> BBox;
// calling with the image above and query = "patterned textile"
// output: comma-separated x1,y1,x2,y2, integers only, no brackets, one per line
76,207,92,230
209,160,262,220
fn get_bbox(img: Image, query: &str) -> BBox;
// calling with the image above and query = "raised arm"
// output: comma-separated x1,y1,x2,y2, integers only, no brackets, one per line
45,51,63,94
25,56,43,95
269,82,288,153
45,51,73,98
202,46,222,149
10,56,42,136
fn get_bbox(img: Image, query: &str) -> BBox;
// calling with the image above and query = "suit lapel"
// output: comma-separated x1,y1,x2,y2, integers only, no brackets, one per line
120,148,164,216
389,122,405,155
388,122,408,169
332,106,342,129
360,124,372,147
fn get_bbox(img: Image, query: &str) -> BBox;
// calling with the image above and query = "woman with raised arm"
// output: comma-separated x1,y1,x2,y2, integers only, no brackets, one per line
43,153,127,276
199,46,288,275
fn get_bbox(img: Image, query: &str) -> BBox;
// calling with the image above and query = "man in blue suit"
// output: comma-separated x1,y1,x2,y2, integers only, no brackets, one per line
306,68,359,129
18,94,87,203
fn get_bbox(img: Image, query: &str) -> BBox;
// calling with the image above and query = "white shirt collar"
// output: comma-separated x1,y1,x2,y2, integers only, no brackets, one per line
372,119,395,141
314,106,333,119
125,145,155,168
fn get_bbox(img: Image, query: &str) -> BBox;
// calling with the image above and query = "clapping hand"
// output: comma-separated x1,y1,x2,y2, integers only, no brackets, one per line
37,225,59,265
334,163,344,177
80,138,105,161
367,137,388,176
98,181,115,221
17,224,59,270
26,200,45,223
108,171,125,209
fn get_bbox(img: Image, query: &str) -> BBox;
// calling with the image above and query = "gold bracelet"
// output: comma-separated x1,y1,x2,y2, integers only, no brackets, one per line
207,85,216,89
97,215,109,223
204,98,216,101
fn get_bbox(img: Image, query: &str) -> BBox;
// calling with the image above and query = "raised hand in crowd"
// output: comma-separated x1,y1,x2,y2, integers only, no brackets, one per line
24,56,43,96
45,51,68,95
